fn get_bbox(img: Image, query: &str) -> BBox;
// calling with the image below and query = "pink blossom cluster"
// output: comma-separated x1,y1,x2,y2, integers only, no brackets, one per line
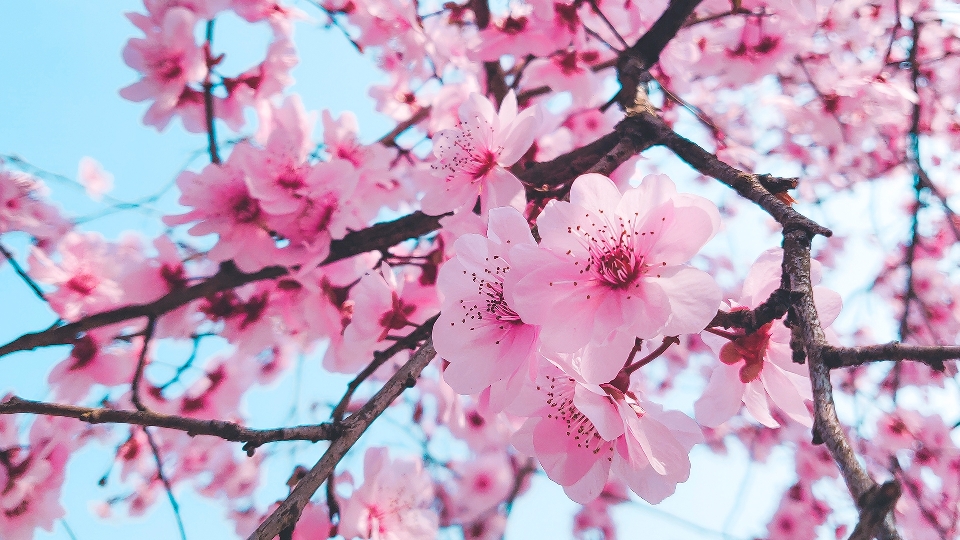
433,172,723,503
120,0,298,132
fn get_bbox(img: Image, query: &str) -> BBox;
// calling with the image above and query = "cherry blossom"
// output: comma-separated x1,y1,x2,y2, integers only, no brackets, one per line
511,359,701,504
423,90,540,216
119,7,205,130
434,207,540,410
695,249,841,428
512,173,722,375
339,447,438,540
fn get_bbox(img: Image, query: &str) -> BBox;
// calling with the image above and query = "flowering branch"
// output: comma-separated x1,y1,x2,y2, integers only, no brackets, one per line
248,338,437,540
331,314,438,423
0,211,444,359
0,396,340,455
782,230,902,540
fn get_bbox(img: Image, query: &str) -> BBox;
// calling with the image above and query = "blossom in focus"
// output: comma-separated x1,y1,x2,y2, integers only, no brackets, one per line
511,173,722,383
339,447,438,540
510,359,701,504
695,249,841,428
423,90,540,216
434,207,541,411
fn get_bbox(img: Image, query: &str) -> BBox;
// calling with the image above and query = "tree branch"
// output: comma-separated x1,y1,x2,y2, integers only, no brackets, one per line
822,343,958,371
782,230,902,540
331,314,438,423
0,396,340,455
248,338,437,540
0,211,445,359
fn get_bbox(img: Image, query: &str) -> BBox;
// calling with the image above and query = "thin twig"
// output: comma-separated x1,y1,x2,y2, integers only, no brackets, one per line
0,395,339,455
822,343,958,371
0,241,47,302
203,20,221,165
143,427,188,540
331,314,438,423
131,316,157,412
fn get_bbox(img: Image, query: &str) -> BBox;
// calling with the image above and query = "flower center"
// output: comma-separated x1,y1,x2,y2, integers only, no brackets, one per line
543,375,606,452
483,280,521,322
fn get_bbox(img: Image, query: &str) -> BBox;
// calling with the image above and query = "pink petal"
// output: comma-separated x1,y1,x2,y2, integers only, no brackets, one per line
563,450,612,504
576,330,636,385
569,174,622,216
486,206,536,247
619,401,687,476
743,379,779,427
480,167,525,214
694,365,745,428
761,362,812,427
813,286,843,326
645,201,719,266
654,266,723,336
497,106,540,165
573,384,625,440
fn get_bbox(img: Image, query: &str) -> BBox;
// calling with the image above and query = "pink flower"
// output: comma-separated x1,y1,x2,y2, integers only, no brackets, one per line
434,207,541,410
0,168,69,247
327,262,438,374
28,232,127,320
695,249,841,428
339,447,438,540
119,7,205,131
510,359,701,504
164,160,295,272
77,157,114,201
511,173,722,381
423,90,540,216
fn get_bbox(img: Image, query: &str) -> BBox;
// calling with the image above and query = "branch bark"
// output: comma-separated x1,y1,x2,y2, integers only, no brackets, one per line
0,396,340,455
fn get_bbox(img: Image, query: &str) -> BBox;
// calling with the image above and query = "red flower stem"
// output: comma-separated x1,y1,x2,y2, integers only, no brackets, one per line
624,336,680,375
704,326,744,340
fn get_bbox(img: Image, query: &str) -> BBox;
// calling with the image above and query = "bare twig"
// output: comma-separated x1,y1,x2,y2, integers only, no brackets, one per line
203,20,221,165
131,316,157,412
822,343,958,371
143,427,188,540
0,396,339,455
0,241,47,302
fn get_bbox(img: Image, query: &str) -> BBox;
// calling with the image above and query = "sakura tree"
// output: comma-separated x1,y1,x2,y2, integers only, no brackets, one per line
3,0,960,539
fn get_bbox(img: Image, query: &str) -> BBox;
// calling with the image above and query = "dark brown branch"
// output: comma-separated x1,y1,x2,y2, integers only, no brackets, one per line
655,123,831,237
782,230,902,540
822,343,958,371
0,211,444,359
331,314,438,423
848,481,903,540
708,288,802,335
248,338,438,540
131,316,157,412
0,396,339,455
613,0,704,108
